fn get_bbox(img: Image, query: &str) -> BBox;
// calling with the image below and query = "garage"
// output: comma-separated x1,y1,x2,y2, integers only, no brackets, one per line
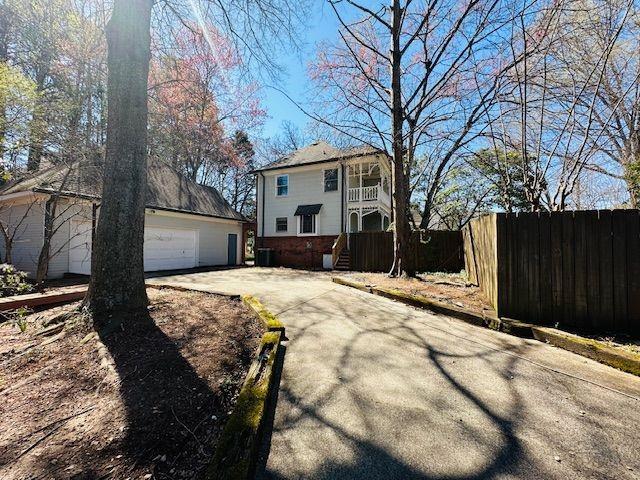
68,223,199,275
2,160,245,279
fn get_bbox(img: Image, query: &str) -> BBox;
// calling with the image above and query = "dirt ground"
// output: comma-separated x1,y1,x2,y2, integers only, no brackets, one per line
341,271,494,315
0,288,264,480
588,334,640,356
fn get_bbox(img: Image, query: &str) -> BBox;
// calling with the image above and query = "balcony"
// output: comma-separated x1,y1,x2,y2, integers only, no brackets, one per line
348,185,390,205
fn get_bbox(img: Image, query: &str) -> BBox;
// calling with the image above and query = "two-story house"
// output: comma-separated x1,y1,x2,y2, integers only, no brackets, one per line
254,141,392,269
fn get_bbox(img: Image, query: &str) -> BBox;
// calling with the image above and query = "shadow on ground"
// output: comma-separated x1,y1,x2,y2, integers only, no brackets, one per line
253,284,638,480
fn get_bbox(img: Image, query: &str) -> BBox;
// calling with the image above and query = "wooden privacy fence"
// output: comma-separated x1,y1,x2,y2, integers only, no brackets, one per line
349,230,464,273
463,210,640,335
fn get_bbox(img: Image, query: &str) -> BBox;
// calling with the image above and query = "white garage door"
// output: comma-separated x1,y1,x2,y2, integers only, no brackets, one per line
68,223,197,275
143,226,197,272
68,220,93,275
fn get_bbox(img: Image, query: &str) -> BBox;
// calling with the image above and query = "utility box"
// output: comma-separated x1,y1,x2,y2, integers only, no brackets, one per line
256,248,274,267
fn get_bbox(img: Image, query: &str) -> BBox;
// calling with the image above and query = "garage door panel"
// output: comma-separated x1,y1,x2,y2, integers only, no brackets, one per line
68,224,198,274
143,226,197,271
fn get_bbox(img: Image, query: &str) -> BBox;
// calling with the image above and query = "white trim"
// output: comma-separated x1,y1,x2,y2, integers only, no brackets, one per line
275,174,289,197
0,191,47,204
349,211,359,233
296,213,319,237
260,159,341,176
145,208,242,225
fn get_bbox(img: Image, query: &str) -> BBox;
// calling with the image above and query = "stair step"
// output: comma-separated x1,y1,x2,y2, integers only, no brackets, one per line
334,248,350,270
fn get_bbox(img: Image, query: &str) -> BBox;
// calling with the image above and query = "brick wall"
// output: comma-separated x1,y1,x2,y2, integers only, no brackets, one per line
258,235,336,269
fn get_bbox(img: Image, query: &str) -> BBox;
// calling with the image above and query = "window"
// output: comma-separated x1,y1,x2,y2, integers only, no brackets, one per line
276,217,288,232
276,174,288,196
324,168,338,192
299,214,316,234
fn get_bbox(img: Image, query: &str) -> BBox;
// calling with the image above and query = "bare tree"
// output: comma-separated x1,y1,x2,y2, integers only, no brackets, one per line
557,0,640,206
309,0,548,275
484,0,635,210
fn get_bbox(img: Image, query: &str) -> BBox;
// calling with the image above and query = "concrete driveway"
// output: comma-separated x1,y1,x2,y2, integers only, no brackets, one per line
150,267,640,480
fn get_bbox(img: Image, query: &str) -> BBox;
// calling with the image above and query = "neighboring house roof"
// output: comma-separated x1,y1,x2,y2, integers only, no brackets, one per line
0,159,245,221
253,141,386,173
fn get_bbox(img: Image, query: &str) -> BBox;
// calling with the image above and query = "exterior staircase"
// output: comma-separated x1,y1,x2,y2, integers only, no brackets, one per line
334,250,351,271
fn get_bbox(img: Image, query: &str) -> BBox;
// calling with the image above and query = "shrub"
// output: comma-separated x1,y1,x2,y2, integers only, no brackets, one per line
0,264,33,297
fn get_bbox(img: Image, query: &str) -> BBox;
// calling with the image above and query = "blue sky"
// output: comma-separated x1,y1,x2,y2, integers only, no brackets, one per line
260,1,340,138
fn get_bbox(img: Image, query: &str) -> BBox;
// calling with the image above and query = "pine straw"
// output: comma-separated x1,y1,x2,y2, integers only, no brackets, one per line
340,271,494,315
0,288,264,480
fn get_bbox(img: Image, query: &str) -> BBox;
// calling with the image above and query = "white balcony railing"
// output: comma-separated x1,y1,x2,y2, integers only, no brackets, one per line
362,185,378,201
348,185,390,203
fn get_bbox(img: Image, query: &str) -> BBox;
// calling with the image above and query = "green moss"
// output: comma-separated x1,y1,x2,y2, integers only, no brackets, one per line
533,328,640,377
242,295,284,332
331,277,372,292
206,332,281,479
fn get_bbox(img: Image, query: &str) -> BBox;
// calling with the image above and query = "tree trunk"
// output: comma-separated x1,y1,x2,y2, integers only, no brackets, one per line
1,233,12,264
388,0,413,277
35,198,55,285
0,5,8,161
622,134,640,208
83,0,153,322
26,53,51,172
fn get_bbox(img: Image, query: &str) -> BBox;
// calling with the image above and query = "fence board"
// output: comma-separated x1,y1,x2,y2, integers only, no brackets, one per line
574,211,589,326
561,213,575,327
585,212,600,329
626,211,640,333
598,210,614,330
538,212,553,323
349,230,463,274
463,210,640,335
550,212,564,324
612,210,628,328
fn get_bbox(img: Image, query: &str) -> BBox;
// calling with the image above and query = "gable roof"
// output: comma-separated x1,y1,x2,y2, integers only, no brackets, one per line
253,141,385,173
0,159,245,221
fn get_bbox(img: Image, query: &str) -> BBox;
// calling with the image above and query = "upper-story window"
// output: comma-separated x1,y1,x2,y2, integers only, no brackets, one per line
276,174,288,196
324,168,338,192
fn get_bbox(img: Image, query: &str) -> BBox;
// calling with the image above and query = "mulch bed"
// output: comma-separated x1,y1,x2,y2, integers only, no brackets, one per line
0,288,264,480
340,271,494,316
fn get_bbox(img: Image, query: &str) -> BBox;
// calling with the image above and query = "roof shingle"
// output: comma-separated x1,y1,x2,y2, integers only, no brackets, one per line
254,141,384,172
0,159,245,221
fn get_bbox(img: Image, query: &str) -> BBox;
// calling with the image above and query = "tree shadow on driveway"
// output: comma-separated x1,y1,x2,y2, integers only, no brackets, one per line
253,285,638,480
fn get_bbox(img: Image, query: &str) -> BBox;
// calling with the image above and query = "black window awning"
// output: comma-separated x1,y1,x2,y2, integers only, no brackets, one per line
294,204,322,216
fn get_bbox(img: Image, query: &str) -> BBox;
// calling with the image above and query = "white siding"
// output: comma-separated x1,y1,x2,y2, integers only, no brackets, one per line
0,198,46,277
48,199,94,279
257,163,343,237
145,210,242,267
1,195,243,279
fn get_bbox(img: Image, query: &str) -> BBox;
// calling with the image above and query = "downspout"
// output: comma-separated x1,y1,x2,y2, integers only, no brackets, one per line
259,172,265,248
340,163,345,233
91,202,99,251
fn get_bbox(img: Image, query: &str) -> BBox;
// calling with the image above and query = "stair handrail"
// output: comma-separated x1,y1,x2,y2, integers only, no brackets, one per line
332,232,347,268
